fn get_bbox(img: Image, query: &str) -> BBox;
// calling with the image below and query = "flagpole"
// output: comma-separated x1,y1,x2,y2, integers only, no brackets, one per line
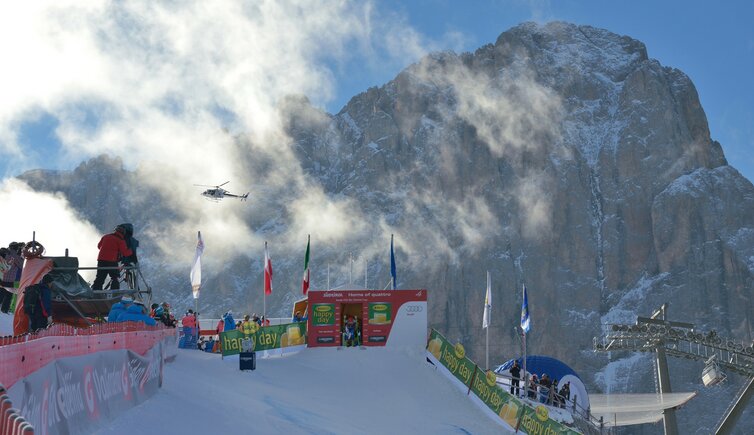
486,321,489,371
523,332,527,399
263,241,267,322
521,282,529,399
485,270,490,370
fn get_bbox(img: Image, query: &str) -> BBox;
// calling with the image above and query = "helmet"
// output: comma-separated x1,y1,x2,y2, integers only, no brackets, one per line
114,225,126,234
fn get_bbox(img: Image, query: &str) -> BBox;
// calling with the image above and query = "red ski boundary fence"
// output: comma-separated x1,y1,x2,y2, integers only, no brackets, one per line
1,383,33,435
0,322,178,434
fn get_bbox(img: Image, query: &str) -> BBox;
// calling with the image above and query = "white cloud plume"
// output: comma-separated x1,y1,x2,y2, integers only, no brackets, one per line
0,179,101,280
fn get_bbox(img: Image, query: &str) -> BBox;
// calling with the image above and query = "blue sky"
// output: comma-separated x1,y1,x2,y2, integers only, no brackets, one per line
1,1,752,183
329,0,754,183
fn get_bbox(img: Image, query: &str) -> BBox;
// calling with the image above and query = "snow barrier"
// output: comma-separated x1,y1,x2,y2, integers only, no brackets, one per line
0,322,177,434
426,329,582,435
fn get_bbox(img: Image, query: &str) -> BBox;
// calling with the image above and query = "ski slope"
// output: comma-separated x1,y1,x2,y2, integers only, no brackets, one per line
96,347,510,434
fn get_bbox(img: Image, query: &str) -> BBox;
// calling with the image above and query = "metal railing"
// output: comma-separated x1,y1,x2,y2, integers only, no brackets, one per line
494,371,612,435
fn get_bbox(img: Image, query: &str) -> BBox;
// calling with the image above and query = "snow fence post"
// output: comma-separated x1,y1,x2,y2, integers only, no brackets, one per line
467,365,478,396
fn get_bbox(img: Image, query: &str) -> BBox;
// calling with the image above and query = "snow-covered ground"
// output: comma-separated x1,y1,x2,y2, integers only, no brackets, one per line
97,347,509,434
2,313,510,434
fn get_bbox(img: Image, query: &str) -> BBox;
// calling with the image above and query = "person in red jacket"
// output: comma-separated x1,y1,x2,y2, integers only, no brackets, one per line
92,226,133,290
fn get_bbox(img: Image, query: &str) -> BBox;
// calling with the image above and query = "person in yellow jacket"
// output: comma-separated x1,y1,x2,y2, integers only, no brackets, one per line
241,314,259,335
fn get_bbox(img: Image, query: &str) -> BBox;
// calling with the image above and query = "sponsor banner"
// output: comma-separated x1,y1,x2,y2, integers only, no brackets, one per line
427,329,580,435
518,404,581,435
220,322,307,356
368,302,392,325
7,335,174,435
427,330,476,387
307,289,427,347
0,327,177,390
311,303,335,326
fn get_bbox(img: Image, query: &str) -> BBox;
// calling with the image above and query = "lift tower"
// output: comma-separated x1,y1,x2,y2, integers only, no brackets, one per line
594,303,754,435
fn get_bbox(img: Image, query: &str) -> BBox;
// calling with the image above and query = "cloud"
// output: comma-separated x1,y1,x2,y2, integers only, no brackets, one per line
0,1,455,267
0,179,101,280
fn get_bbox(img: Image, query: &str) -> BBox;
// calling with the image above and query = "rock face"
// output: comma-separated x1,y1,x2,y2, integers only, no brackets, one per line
19,22,754,432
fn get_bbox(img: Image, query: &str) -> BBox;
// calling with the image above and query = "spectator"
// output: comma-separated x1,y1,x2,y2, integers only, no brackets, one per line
1,243,25,311
241,314,258,335
509,360,521,397
181,309,197,329
293,311,303,322
539,374,552,404
223,311,235,331
551,379,560,406
108,296,133,322
24,274,54,331
528,374,538,399
236,320,242,330
92,226,132,290
118,300,157,326
117,223,139,264
252,314,261,326
159,302,176,327
216,318,224,335
559,382,571,408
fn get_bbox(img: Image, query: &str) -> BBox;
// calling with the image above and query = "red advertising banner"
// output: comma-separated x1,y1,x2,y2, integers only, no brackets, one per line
307,289,427,348
6,335,176,435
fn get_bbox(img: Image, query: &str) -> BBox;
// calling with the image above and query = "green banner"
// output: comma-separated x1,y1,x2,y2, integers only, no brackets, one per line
427,329,581,435
518,404,582,435
427,329,476,386
220,322,307,356
311,303,335,326
368,302,392,325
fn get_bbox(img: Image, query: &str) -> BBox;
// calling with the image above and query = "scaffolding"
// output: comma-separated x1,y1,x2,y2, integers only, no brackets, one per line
594,303,754,435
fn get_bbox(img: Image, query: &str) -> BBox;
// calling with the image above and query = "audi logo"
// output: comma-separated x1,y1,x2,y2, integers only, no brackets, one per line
405,305,423,313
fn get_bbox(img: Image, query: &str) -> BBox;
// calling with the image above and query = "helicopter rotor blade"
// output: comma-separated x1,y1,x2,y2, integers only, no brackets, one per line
219,181,230,187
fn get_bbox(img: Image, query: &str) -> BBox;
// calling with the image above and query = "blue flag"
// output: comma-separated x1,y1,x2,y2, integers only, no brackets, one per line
521,283,530,334
390,235,397,290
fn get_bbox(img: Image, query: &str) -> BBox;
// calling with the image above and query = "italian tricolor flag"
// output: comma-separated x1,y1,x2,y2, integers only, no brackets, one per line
302,235,310,295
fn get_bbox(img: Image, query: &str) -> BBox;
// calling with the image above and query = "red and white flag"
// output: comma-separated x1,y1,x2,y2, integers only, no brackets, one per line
264,242,273,295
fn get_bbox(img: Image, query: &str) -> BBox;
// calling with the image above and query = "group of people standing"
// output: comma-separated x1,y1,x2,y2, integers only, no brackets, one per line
218,310,268,336
508,361,572,408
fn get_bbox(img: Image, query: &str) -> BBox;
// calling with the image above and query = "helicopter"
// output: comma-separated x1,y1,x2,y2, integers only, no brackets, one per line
194,181,249,202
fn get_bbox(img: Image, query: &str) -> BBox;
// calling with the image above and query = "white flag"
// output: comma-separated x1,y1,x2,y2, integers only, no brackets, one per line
483,271,491,329
190,231,204,299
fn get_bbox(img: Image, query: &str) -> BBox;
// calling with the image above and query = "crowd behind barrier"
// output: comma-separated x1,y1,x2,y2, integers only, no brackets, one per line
494,371,610,433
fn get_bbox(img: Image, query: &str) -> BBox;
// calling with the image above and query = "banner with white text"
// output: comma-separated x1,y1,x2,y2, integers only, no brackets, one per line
7,334,175,434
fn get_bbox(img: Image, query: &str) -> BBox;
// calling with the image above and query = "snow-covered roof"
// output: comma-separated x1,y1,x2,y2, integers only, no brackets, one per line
590,392,697,426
